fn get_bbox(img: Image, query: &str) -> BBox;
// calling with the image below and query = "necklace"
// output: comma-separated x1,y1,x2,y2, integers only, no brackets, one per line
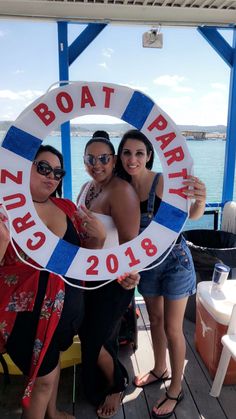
85,184,103,207
33,198,49,204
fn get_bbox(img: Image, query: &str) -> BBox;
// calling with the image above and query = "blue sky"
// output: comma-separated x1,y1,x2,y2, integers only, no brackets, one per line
0,19,232,126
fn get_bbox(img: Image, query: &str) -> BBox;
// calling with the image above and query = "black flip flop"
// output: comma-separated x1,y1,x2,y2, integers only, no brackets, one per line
133,369,171,388
152,390,184,418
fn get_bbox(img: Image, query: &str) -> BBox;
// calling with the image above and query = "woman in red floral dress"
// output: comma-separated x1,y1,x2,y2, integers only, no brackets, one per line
0,144,106,419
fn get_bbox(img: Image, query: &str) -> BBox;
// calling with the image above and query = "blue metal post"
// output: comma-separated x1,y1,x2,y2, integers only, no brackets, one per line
222,31,236,203
57,22,107,199
57,21,72,199
198,27,236,204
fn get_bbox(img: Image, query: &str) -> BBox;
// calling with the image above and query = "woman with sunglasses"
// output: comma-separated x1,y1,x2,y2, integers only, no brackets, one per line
115,129,206,419
0,144,107,419
76,133,140,418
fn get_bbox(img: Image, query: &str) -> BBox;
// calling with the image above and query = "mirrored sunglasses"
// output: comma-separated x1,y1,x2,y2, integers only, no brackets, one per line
33,160,66,181
84,153,114,167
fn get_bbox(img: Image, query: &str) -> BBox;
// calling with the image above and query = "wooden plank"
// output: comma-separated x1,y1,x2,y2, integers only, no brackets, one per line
139,303,220,419
75,364,125,419
182,333,227,419
57,367,75,416
119,344,151,419
1,305,236,419
184,318,236,419
75,366,101,419
137,303,173,416
0,373,24,419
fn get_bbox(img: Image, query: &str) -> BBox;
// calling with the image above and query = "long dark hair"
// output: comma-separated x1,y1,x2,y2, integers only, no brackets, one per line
115,129,154,182
34,144,64,197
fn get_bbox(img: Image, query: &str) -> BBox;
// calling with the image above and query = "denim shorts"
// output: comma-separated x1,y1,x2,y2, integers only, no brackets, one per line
138,236,196,300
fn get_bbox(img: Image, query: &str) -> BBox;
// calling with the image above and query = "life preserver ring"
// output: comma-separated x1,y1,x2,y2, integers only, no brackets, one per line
0,81,193,280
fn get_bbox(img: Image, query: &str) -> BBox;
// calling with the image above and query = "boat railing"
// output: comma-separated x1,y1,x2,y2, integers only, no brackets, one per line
204,202,224,230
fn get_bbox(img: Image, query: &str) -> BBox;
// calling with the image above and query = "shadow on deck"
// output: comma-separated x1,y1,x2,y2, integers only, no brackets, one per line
0,302,235,419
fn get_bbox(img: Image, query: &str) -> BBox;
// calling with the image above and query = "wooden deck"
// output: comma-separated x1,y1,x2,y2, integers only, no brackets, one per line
0,301,235,419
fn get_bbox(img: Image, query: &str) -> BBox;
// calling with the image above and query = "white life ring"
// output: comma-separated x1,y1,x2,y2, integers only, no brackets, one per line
0,81,193,280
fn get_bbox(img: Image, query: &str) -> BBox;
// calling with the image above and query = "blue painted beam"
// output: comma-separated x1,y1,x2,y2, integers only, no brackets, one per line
198,27,233,67
69,23,107,66
57,21,72,200
198,27,236,206
222,31,236,203
57,22,107,199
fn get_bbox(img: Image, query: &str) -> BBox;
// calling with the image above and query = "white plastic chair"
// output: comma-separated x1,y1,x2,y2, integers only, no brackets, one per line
210,304,236,397
221,201,236,234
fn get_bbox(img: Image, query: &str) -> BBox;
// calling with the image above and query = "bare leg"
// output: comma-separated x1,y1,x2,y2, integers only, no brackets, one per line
21,364,60,419
134,296,169,386
97,346,114,387
153,297,187,416
96,346,123,418
45,361,75,419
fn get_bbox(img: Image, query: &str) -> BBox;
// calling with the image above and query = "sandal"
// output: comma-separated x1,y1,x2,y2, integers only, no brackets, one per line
133,369,171,388
152,390,184,418
97,391,124,418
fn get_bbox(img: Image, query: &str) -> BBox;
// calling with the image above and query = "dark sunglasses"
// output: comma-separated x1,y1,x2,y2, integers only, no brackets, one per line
84,153,114,167
33,160,66,181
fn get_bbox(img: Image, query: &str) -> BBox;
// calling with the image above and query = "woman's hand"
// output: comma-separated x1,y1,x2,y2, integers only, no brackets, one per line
117,271,140,290
182,175,206,219
76,205,106,248
0,212,10,243
0,210,10,262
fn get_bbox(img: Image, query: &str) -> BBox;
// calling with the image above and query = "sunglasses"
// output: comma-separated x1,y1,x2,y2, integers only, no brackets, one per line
84,153,114,167
33,160,66,181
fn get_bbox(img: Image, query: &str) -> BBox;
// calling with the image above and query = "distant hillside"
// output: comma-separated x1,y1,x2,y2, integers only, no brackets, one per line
0,121,227,135
70,122,133,135
0,121,133,135
178,124,226,134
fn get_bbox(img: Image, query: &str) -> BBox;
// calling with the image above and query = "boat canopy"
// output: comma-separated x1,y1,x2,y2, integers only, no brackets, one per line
0,0,236,27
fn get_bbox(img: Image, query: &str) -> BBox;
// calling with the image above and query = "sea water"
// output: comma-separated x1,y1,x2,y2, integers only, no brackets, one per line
1,131,233,229
44,135,234,230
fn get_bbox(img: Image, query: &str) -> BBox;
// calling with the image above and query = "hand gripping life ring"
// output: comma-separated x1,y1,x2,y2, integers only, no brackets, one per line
0,81,193,280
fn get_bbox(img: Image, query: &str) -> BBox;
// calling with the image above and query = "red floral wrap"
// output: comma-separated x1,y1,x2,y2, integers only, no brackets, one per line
0,198,81,407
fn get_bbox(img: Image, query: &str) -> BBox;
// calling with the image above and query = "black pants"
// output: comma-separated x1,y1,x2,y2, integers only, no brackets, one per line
79,280,134,405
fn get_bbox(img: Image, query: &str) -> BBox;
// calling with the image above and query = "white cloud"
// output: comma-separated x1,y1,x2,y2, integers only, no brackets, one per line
172,85,194,93
196,91,228,125
0,89,45,120
0,30,6,38
122,82,149,92
158,95,192,108
13,69,24,75
152,90,227,126
0,89,43,101
99,62,108,69
102,47,114,58
154,75,185,87
211,82,227,92
153,74,194,93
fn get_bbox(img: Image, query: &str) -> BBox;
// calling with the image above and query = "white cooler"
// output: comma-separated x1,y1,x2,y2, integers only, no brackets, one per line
195,280,236,384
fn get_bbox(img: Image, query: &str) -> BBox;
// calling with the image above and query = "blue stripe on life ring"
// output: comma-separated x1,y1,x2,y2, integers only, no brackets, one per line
153,201,187,233
46,240,79,275
2,126,42,161
121,91,154,130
